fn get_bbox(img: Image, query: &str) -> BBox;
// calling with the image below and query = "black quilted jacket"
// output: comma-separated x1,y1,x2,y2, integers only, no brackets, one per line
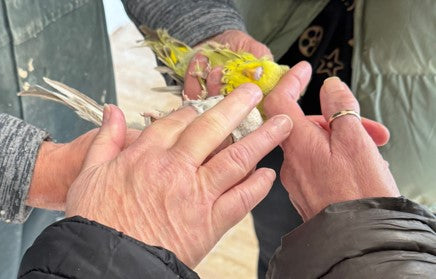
18,197,436,278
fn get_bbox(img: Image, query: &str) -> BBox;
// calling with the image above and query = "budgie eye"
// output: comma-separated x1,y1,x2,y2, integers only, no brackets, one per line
243,66,263,81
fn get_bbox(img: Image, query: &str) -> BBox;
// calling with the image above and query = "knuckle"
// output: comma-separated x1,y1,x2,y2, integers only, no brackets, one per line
91,134,108,147
142,126,166,142
263,93,280,112
240,82,261,93
159,117,186,130
92,134,120,152
169,147,198,168
289,72,303,92
232,84,261,103
340,137,366,158
190,53,208,67
226,144,252,174
197,167,219,195
201,111,230,136
282,73,303,100
261,126,280,145
332,94,359,111
237,187,254,213
258,170,274,186
157,152,192,180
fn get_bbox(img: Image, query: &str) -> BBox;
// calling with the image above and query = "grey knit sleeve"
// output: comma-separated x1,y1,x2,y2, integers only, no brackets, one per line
121,0,246,46
0,113,49,224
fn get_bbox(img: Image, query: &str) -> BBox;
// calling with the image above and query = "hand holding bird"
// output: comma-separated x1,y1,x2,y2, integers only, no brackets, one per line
139,26,289,117
19,27,278,142
18,27,389,147
183,29,274,99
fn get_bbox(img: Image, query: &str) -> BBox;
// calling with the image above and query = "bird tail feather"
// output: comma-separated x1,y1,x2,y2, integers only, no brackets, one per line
18,77,104,126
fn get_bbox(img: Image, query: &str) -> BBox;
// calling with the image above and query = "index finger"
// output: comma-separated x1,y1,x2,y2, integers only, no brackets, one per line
264,61,312,127
172,83,263,166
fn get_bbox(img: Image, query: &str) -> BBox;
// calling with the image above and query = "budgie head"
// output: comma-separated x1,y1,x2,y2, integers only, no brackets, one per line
139,26,290,117
220,53,289,97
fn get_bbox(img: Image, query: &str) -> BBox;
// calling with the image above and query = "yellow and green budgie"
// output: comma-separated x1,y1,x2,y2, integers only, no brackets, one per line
140,26,289,116
18,26,290,141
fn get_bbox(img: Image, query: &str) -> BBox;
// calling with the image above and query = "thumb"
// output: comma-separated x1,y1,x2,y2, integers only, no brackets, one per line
248,40,273,60
82,104,126,170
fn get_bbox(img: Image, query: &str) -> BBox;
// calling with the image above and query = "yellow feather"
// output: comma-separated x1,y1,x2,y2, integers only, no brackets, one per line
140,26,290,117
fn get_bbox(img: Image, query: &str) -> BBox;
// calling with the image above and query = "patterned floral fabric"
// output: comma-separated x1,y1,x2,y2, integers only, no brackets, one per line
279,0,354,115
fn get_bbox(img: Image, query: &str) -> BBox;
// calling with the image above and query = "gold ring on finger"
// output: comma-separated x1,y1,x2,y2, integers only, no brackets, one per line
328,110,361,128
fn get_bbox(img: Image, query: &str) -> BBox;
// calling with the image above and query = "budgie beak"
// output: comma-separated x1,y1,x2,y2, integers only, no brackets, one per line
243,66,263,81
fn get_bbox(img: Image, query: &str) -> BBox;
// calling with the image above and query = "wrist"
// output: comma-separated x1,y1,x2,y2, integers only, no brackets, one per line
195,29,241,47
27,141,68,210
27,130,96,210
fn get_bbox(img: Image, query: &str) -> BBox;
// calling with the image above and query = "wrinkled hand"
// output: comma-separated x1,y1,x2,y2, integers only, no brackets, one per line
264,63,400,221
65,84,293,268
184,29,272,99
27,128,141,211
207,29,272,60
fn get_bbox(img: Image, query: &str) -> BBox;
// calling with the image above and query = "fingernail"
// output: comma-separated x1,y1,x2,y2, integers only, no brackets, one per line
103,104,111,124
239,83,262,102
209,69,222,84
263,168,276,183
263,53,274,61
194,55,208,63
297,61,312,76
323,77,344,94
272,115,292,134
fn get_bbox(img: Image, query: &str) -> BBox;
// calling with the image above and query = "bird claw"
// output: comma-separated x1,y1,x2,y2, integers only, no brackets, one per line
188,60,211,100
198,88,208,100
182,90,190,101
140,110,168,126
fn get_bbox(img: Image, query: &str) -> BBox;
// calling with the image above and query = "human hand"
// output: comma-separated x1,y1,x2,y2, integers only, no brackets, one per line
27,129,141,211
207,29,272,59
264,64,400,221
184,30,272,99
65,84,293,268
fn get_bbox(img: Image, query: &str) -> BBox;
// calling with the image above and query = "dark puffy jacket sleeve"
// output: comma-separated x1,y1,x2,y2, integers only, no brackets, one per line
267,197,436,278
120,0,246,46
0,113,49,224
19,216,200,279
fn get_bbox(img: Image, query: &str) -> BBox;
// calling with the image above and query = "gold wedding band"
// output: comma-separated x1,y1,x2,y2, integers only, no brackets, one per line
328,110,361,128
